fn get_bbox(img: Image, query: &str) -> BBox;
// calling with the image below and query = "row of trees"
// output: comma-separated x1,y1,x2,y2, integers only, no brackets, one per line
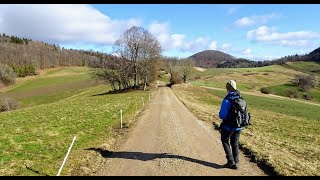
217,50,320,69
90,26,196,91
161,57,195,84
91,26,162,91
0,33,100,71
1,28,197,90
0,33,31,45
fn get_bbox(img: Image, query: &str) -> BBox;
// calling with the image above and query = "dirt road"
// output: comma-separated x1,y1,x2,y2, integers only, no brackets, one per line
94,87,266,176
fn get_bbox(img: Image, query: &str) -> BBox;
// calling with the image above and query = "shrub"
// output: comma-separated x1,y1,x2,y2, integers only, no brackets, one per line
292,74,318,92
0,63,16,86
284,89,299,99
9,64,37,77
194,76,201,80
303,94,313,100
260,87,270,94
170,67,183,85
0,97,19,112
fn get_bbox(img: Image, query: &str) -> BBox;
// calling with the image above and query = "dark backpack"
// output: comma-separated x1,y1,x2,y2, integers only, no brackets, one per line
227,94,251,128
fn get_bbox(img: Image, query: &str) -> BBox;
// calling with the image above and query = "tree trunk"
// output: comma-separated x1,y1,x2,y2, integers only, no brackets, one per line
118,81,121,90
144,75,147,91
134,63,138,88
111,83,116,91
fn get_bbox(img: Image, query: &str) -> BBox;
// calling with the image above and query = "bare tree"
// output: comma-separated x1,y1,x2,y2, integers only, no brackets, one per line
113,26,161,88
292,74,318,91
179,58,195,83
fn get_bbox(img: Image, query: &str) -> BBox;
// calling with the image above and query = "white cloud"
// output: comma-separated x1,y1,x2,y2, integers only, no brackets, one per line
182,37,209,52
208,41,217,50
149,21,210,53
220,43,231,52
247,25,320,47
279,40,310,47
234,13,281,27
235,17,255,27
148,21,188,50
240,48,252,54
171,34,185,48
206,42,232,53
0,4,225,55
262,55,282,60
227,7,238,15
0,4,142,45
149,21,169,35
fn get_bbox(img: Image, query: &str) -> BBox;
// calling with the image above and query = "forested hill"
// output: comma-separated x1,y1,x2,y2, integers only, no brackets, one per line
189,47,320,68
0,33,116,75
188,50,235,68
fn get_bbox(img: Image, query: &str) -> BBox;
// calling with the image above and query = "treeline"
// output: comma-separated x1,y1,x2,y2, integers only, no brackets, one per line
0,33,32,45
217,49,320,68
0,33,100,77
161,56,195,84
217,58,257,68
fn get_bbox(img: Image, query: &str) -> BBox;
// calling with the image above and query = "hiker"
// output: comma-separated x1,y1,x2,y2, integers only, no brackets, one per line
218,80,242,170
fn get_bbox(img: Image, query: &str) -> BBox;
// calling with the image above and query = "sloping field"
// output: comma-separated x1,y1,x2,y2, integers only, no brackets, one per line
0,84,151,176
0,67,101,108
191,62,319,103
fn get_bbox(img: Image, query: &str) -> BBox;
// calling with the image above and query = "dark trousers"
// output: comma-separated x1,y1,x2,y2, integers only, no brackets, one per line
220,129,241,164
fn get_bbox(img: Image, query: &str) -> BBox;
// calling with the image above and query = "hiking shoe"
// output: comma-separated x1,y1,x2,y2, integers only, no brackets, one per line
223,162,235,169
230,163,238,170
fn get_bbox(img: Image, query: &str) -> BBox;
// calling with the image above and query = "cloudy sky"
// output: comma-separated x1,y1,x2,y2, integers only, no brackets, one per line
0,4,319,61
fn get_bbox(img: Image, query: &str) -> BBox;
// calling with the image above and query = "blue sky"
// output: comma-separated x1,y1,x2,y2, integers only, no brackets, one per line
0,4,320,61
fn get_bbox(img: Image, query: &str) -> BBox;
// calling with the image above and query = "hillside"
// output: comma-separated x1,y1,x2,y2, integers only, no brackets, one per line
309,47,320,56
0,33,118,75
189,46,320,69
188,50,235,68
0,67,151,175
191,61,320,103
284,61,320,75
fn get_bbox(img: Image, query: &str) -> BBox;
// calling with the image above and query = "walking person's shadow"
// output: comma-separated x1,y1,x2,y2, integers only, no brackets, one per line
86,148,224,169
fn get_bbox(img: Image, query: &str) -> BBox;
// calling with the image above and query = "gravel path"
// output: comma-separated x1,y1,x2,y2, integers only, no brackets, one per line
95,87,266,176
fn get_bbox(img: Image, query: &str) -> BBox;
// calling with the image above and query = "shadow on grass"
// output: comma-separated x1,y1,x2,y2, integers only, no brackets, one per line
239,145,280,176
91,87,142,97
85,148,224,169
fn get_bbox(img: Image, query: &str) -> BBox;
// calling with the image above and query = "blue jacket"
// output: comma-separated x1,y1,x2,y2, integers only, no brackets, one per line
219,91,242,131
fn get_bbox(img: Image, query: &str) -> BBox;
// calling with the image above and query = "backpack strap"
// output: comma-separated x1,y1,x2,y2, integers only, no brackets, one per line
225,91,240,101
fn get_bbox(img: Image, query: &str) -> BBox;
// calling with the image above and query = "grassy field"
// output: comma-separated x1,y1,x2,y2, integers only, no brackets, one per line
17,89,87,108
191,65,300,92
0,67,100,108
267,83,320,103
0,67,155,175
0,84,151,176
158,73,170,84
191,62,320,103
285,61,320,75
5,67,91,94
172,84,319,176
